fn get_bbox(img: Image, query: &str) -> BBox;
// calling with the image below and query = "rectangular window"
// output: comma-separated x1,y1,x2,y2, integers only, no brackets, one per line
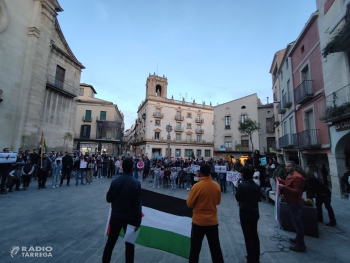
197,135,201,143
186,134,191,142
187,113,192,118
301,45,305,54
155,120,160,126
205,150,210,157
176,134,181,142
241,114,247,123
91,91,95,98
185,149,193,157
155,132,160,140
79,88,84,96
55,65,65,88
266,117,274,133
176,111,181,118
80,125,91,139
224,136,232,148
286,58,288,69
175,149,181,157
187,124,191,129
99,111,106,120
196,150,201,157
225,116,231,129
176,122,181,129
197,115,201,121
241,140,249,147
287,79,290,92
85,110,92,121
301,64,310,81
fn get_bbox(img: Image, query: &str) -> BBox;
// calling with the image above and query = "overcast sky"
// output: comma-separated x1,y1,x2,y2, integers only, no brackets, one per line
58,0,316,129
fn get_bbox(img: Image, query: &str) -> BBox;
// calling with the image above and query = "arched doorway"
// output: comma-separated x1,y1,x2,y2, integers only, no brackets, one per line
155,85,162,97
333,132,350,195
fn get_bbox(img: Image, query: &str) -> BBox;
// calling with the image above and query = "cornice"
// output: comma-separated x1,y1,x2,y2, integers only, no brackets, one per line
51,43,85,69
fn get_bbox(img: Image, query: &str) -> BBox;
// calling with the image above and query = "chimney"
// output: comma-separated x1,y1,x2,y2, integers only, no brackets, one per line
267,97,269,104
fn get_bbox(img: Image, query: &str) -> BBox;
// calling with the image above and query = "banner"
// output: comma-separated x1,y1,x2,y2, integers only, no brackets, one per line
191,164,200,173
260,157,267,166
226,171,241,185
80,161,87,169
39,132,47,157
0,152,18,164
275,178,281,226
215,165,227,173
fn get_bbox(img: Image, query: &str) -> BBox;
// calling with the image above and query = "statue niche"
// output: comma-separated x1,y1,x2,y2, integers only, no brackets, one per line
155,84,162,97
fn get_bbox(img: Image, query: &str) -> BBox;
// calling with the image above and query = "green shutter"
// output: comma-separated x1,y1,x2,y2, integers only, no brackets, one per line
100,111,106,120
85,110,91,121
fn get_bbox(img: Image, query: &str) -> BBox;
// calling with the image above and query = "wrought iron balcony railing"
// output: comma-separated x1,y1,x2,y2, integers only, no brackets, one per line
195,119,204,123
195,129,204,134
282,91,292,108
153,112,164,118
278,102,286,114
318,84,350,121
46,75,78,97
292,129,321,148
294,80,314,105
175,115,184,121
279,134,293,148
82,116,92,122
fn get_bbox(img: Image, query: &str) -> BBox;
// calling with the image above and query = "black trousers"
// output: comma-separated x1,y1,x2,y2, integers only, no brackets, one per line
22,175,31,188
316,194,336,223
240,212,260,263
38,170,48,188
0,170,8,191
10,178,21,190
189,223,224,263
102,217,135,263
60,167,71,185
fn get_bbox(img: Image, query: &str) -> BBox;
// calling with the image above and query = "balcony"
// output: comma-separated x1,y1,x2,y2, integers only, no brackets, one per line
96,116,121,121
278,134,293,148
142,113,146,119
174,127,184,132
225,125,231,130
294,80,314,105
195,119,204,123
195,129,204,134
292,129,321,148
46,75,78,98
153,112,164,119
96,120,123,141
318,84,350,122
175,115,184,121
82,116,92,122
278,102,286,114
323,18,350,57
282,92,292,108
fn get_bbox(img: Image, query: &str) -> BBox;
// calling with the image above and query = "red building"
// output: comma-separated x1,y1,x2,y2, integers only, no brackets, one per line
289,11,330,171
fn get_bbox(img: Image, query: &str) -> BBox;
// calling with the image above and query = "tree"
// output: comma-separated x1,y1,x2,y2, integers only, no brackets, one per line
238,118,261,153
63,132,73,150
235,144,242,154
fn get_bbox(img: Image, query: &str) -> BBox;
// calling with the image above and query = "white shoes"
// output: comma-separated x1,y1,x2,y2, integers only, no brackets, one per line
186,188,190,191
55,185,59,188
52,186,56,189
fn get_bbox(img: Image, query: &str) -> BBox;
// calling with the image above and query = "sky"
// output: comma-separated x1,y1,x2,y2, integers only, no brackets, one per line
58,0,317,129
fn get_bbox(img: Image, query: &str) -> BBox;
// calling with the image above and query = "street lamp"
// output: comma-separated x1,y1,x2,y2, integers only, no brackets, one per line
166,123,173,157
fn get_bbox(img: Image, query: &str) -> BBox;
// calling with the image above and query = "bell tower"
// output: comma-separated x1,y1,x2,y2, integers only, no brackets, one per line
145,73,168,99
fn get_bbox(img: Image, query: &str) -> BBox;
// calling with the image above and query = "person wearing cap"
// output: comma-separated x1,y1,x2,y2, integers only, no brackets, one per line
235,166,260,263
186,164,224,263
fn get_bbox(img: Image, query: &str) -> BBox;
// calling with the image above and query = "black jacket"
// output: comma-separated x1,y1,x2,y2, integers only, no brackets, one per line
62,155,73,169
306,177,331,197
106,173,142,227
235,180,260,218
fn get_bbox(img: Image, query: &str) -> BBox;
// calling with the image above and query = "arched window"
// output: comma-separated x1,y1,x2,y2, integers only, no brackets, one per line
155,85,162,96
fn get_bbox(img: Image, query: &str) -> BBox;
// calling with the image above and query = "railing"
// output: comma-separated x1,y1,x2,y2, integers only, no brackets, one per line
175,115,184,121
225,125,231,130
279,134,293,148
96,136,122,140
318,84,350,121
278,102,286,114
294,80,314,105
195,119,204,123
82,116,92,122
195,129,204,134
153,112,164,118
292,129,321,148
174,127,184,132
282,91,292,108
46,75,78,96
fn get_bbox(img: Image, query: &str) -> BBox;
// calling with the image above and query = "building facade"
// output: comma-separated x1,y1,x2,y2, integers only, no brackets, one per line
317,0,350,196
0,0,84,152
289,11,331,177
276,42,300,165
257,103,276,157
73,84,124,155
269,49,286,162
214,94,261,159
134,74,214,159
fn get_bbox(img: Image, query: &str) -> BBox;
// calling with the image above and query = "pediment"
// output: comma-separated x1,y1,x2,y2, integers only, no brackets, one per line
154,128,162,132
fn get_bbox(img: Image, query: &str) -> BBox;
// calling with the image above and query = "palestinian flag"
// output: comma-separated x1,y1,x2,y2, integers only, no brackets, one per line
105,189,193,259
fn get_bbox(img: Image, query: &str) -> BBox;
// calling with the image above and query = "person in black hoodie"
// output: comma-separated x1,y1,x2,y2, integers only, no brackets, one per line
235,166,260,263
60,151,73,186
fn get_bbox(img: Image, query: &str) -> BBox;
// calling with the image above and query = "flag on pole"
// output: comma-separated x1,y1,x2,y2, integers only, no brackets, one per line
105,189,193,259
39,132,47,157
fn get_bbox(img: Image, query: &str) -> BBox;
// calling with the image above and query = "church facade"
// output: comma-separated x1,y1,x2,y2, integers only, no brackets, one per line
134,74,214,160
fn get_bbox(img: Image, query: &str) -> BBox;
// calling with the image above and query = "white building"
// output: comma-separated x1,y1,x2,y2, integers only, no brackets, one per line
134,74,214,159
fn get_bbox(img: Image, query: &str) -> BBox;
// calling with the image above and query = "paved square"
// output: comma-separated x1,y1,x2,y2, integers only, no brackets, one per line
0,177,349,263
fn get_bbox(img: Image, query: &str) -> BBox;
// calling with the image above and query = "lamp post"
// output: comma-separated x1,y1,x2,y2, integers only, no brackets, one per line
166,123,173,157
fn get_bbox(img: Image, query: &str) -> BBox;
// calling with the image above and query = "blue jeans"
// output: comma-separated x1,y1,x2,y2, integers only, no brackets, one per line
52,173,60,186
115,167,119,176
134,169,138,180
219,175,226,192
76,170,85,185
288,202,305,247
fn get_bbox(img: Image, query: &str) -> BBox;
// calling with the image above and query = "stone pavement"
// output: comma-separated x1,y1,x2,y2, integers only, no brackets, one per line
0,176,349,263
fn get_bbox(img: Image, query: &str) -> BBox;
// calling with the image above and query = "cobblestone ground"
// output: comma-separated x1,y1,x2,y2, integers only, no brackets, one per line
0,176,349,263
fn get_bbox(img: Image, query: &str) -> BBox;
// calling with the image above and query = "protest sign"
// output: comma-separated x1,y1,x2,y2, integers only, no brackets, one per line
214,165,227,173
0,152,18,164
260,157,267,166
226,171,241,185
191,164,200,173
